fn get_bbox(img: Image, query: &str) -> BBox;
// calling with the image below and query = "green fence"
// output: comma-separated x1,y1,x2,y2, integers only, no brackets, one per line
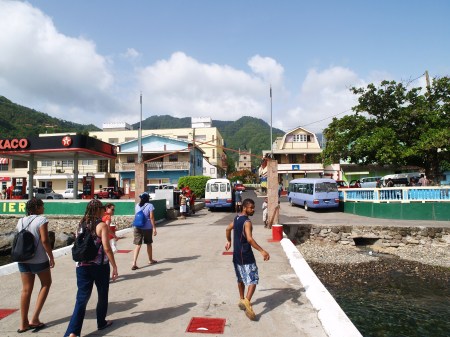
343,201,450,221
0,200,167,222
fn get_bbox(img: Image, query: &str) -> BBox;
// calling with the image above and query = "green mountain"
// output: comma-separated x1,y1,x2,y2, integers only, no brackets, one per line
135,115,285,169
0,96,100,137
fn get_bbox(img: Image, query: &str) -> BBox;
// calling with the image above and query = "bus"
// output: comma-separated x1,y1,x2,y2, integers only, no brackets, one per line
288,178,340,211
204,178,233,211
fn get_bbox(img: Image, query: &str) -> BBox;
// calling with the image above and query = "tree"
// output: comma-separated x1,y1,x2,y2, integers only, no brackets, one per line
322,77,450,181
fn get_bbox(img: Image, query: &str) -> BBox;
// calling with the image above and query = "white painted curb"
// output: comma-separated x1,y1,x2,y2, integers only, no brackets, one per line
280,237,363,337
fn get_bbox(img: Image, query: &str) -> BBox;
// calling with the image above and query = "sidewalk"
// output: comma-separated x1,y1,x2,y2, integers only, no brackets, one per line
0,208,330,337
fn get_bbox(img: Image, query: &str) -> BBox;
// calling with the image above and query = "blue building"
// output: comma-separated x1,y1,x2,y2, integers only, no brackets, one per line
116,134,203,197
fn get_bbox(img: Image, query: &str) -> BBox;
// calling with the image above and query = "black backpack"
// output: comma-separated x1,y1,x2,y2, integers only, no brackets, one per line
72,225,102,262
11,217,38,262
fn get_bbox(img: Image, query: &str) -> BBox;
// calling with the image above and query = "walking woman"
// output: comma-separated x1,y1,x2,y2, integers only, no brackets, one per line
16,198,54,333
131,192,157,270
64,199,118,337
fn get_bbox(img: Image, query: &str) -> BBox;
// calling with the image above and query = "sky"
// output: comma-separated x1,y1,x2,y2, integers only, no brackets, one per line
0,0,449,133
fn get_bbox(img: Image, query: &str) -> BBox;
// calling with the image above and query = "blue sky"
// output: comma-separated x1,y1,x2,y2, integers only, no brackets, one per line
0,0,449,133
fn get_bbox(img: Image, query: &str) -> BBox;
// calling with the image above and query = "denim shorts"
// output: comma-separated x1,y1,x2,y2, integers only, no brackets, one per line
234,262,259,285
18,260,50,274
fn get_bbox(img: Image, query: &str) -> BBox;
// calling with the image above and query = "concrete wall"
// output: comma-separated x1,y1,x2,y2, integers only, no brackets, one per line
0,199,167,221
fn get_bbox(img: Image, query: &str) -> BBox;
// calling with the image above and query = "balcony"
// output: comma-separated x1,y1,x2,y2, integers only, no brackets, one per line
277,163,324,173
116,161,190,172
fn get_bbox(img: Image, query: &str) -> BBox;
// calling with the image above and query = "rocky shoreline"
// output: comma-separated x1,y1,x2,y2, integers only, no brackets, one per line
296,240,450,268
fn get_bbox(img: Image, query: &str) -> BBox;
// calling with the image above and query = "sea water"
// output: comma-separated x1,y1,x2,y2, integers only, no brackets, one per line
309,259,450,337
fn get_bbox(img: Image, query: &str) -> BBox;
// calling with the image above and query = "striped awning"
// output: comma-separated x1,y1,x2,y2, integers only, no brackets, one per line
0,158,9,164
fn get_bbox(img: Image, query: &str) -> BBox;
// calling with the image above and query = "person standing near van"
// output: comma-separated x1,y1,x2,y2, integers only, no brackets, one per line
225,198,270,320
418,174,428,186
16,198,54,333
132,192,157,270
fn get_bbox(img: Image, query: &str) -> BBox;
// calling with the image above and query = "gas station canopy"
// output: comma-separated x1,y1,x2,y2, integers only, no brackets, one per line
0,134,117,161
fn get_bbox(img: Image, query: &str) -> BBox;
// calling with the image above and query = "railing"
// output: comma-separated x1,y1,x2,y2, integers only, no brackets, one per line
116,161,190,172
340,187,450,203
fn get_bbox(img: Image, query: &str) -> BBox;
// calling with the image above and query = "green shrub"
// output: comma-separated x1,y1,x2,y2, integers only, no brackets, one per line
178,176,211,198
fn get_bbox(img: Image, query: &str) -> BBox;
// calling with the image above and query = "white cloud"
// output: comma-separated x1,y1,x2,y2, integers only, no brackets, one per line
136,52,279,122
0,0,123,124
280,67,365,132
121,48,141,59
0,0,377,135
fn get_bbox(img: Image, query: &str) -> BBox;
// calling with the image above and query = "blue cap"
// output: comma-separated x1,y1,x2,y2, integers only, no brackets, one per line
139,192,150,199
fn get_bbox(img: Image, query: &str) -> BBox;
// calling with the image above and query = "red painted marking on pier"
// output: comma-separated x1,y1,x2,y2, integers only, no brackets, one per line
116,250,132,253
186,317,226,334
0,308,18,319
222,251,233,255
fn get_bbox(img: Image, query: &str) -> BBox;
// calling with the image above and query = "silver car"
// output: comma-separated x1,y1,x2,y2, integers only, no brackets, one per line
34,187,64,199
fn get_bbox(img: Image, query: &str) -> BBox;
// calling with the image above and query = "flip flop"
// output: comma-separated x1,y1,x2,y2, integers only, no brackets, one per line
149,260,158,265
31,323,46,333
131,265,139,270
98,320,113,331
17,326,33,333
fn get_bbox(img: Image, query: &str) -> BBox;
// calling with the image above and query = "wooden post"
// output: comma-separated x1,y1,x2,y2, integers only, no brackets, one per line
267,159,279,227
134,162,147,203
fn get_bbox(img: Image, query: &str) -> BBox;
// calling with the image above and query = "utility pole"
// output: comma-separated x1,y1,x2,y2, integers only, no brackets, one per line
270,85,273,157
138,92,143,163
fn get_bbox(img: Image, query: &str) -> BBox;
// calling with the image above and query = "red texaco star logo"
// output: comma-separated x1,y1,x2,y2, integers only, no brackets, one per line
62,136,72,147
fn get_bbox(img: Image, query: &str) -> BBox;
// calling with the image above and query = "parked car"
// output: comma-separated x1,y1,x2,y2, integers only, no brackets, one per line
234,183,246,191
62,188,83,199
336,180,349,188
94,187,123,199
34,187,64,199
359,176,383,188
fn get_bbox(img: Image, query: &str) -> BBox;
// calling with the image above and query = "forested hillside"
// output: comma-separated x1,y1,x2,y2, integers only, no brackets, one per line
0,96,99,137
0,95,287,170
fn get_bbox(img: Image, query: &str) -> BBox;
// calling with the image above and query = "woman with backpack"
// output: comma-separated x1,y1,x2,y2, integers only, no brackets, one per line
64,199,118,337
131,192,157,270
16,198,54,333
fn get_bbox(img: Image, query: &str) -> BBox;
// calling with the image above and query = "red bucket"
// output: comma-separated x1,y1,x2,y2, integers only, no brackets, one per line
272,224,283,241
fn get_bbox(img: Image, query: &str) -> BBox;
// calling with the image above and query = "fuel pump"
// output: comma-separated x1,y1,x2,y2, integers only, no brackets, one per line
82,175,95,199
11,178,27,199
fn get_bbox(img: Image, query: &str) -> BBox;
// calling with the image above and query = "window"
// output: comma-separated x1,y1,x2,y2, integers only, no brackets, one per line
293,134,308,142
210,167,216,174
67,180,74,189
12,160,27,169
212,149,215,159
169,154,178,162
41,160,52,167
195,135,206,142
82,160,94,165
0,164,7,171
61,160,74,167
108,138,119,144
127,156,135,163
98,160,108,172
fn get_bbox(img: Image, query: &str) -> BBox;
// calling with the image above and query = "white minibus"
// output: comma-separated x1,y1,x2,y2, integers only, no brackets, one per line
288,178,340,211
205,178,233,211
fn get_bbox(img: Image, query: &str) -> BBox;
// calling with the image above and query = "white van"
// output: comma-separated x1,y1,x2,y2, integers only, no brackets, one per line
204,178,233,211
146,184,167,199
